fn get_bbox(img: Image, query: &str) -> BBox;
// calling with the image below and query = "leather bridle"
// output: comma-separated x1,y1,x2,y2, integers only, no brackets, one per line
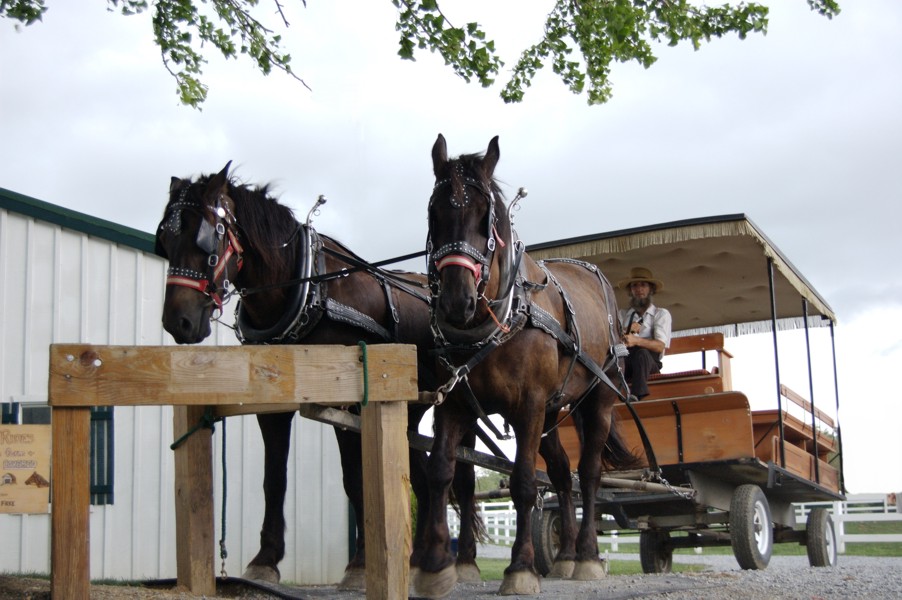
427,165,503,293
157,186,244,313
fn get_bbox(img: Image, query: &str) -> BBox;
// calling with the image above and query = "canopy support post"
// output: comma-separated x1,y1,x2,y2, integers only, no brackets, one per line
767,257,786,467
802,298,820,483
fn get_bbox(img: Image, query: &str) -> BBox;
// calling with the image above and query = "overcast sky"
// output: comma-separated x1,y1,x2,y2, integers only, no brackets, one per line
2,1,900,494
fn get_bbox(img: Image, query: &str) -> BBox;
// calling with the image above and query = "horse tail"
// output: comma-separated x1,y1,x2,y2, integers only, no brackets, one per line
448,486,489,544
602,412,644,471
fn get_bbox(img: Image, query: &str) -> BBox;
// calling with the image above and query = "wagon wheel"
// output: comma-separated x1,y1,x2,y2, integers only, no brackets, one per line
639,530,673,574
730,484,773,570
530,508,561,576
806,507,837,567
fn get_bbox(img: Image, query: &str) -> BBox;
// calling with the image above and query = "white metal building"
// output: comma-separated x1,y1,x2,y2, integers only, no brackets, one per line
0,187,349,583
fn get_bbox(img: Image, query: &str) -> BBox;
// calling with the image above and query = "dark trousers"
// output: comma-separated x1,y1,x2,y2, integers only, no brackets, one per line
625,347,661,399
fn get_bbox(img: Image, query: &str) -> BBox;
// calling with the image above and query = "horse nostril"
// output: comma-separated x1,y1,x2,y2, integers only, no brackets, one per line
179,316,194,336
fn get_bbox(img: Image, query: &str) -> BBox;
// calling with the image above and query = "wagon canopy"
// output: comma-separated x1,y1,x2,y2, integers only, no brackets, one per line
527,214,836,336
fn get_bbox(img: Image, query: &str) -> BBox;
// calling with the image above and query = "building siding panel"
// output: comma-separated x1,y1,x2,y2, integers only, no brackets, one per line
0,199,348,584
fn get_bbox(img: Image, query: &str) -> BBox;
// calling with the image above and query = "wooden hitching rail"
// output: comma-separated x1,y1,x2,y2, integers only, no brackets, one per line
47,343,418,600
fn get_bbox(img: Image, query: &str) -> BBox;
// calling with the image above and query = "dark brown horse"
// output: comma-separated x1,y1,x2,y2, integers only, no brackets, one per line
415,135,641,597
155,163,482,588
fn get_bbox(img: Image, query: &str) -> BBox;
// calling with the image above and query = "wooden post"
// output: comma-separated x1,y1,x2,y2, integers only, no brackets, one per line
173,406,216,596
51,407,91,600
361,400,411,600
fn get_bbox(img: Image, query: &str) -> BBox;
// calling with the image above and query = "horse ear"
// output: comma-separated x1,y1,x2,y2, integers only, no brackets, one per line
483,136,500,177
209,160,233,192
432,134,448,177
169,177,182,194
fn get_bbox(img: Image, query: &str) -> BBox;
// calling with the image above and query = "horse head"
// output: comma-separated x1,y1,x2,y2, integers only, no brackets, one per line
156,161,243,343
428,134,515,336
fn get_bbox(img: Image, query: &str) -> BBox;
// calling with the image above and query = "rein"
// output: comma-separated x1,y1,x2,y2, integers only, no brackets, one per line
233,247,429,301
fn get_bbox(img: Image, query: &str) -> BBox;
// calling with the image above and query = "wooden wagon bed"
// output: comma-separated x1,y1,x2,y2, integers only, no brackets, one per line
543,332,841,502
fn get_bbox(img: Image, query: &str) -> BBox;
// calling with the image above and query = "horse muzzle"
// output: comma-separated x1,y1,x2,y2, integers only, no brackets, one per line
162,289,214,344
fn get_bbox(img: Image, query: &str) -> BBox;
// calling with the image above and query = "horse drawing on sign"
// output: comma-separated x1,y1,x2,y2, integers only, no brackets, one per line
415,135,641,597
25,471,49,488
155,163,483,588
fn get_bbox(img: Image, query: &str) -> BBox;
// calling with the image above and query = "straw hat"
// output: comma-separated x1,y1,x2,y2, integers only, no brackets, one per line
617,267,664,292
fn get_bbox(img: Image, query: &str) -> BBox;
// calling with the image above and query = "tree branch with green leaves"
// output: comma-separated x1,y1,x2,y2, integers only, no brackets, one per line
1,0,841,108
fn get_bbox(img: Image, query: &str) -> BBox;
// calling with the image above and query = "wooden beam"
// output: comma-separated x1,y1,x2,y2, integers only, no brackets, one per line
51,407,91,600
173,406,216,596
361,400,411,600
48,344,417,407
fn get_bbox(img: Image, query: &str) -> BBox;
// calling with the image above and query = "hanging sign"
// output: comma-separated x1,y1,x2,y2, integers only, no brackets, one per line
0,425,51,514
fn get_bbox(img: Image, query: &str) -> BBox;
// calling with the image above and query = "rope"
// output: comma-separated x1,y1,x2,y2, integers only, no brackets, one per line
358,341,369,406
170,407,220,450
219,418,228,578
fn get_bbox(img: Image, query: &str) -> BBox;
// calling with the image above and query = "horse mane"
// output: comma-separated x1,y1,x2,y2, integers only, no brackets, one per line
191,173,299,277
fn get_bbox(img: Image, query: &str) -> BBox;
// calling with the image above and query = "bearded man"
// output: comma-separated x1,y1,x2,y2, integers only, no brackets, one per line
617,267,672,400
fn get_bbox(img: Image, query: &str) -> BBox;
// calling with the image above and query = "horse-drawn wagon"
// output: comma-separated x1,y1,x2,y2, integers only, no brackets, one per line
526,214,844,574
153,139,843,598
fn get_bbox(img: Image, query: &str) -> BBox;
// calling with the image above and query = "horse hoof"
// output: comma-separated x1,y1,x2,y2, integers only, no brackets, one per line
498,570,541,595
241,565,280,584
337,566,366,590
456,561,482,583
548,559,575,579
414,564,458,599
572,558,607,580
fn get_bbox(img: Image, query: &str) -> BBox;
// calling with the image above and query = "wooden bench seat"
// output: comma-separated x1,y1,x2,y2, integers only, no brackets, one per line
644,333,732,401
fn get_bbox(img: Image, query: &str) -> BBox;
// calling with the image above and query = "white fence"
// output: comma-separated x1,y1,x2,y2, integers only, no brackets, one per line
448,493,902,553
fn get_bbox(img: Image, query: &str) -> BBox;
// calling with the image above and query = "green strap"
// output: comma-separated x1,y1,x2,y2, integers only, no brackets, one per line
358,340,369,407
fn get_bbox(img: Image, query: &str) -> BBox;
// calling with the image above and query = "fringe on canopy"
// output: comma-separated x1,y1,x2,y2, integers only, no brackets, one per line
674,315,832,339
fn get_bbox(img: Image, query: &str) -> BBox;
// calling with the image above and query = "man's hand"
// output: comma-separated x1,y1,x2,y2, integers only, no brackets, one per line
623,334,665,354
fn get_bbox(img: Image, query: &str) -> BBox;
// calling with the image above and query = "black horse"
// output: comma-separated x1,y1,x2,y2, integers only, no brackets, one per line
415,135,641,597
154,163,483,588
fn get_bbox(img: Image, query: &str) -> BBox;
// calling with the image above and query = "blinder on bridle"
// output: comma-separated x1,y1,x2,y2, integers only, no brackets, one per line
156,184,244,312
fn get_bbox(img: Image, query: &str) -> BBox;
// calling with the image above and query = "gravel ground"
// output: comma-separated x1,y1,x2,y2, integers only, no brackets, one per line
3,546,900,599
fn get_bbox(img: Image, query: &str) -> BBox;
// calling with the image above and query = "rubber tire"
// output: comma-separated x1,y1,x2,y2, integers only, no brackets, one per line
806,507,837,567
730,484,773,570
531,508,561,576
639,530,673,574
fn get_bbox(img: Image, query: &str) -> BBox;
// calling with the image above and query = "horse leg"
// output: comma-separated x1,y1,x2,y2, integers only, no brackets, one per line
452,427,482,583
243,412,294,583
409,443,429,588
498,412,543,596
571,400,612,581
333,424,367,590
413,404,467,599
538,427,577,579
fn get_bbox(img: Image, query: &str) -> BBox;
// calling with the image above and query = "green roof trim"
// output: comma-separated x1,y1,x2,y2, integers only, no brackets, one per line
0,187,155,254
